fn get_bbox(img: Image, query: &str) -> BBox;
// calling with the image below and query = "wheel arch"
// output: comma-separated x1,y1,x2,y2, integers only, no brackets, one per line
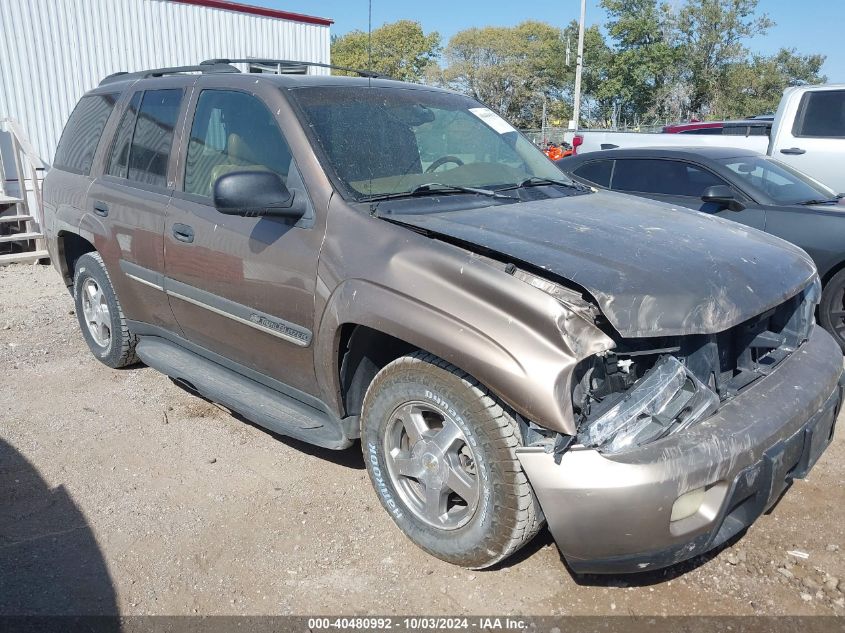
56,231,96,287
337,324,420,420
820,258,845,287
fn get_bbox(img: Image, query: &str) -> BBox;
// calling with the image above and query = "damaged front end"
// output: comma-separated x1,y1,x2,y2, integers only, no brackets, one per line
571,277,820,454
515,274,842,574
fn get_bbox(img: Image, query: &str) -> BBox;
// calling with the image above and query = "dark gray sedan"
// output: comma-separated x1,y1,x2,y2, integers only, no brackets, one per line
558,147,845,349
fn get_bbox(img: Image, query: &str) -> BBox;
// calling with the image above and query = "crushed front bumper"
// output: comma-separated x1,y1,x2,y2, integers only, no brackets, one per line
517,326,843,574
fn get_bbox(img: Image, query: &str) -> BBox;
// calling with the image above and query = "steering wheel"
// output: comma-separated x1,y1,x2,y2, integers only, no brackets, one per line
426,155,464,173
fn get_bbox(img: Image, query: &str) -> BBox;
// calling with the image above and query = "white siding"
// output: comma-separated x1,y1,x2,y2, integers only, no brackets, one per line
0,0,331,164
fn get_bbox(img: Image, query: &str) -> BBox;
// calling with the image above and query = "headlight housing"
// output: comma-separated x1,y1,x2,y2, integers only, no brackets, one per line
577,355,719,453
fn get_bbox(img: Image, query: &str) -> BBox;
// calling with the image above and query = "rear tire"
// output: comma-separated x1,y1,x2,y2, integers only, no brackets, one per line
361,351,544,569
819,268,845,351
73,252,139,368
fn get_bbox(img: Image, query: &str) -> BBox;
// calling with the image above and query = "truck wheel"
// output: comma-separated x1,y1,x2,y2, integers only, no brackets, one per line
73,252,139,368
819,269,845,351
361,351,544,569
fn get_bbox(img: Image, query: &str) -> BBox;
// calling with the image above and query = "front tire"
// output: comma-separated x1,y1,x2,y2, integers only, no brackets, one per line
73,252,139,368
819,268,845,351
361,352,544,569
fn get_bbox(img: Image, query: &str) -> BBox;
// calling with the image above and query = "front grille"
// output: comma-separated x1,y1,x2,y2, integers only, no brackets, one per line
689,278,819,399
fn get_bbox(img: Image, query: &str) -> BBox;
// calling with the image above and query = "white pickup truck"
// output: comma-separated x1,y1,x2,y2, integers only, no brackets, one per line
569,84,845,193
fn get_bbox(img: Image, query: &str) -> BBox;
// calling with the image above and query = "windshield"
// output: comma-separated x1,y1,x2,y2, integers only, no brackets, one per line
716,155,836,205
288,86,573,201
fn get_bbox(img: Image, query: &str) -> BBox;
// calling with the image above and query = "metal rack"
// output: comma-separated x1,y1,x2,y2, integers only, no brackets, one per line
201,58,383,78
99,63,240,86
98,60,383,87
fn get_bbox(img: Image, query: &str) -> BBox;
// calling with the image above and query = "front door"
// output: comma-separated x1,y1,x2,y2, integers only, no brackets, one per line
164,85,323,396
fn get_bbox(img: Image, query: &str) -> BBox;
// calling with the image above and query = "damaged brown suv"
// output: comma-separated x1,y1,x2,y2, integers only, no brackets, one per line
43,60,844,574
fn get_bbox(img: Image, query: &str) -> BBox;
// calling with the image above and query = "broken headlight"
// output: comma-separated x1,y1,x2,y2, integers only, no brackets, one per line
577,355,719,454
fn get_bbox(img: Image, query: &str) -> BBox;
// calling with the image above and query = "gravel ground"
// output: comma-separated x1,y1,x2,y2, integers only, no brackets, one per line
0,262,843,617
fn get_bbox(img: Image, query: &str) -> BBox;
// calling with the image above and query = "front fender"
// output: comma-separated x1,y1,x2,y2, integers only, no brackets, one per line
315,265,613,435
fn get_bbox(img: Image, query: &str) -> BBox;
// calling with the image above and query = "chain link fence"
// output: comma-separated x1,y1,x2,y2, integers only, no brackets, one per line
522,123,669,146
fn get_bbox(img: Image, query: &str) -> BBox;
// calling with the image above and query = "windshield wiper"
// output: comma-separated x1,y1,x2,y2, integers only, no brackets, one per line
798,196,842,206
366,182,517,202
496,176,588,192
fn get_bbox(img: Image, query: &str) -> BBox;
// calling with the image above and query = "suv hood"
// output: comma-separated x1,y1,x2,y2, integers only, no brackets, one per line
390,191,817,338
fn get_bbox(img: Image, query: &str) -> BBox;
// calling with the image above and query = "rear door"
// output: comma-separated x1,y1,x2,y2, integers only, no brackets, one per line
44,91,120,267
609,158,766,229
164,81,323,395
87,78,193,330
770,89,845,192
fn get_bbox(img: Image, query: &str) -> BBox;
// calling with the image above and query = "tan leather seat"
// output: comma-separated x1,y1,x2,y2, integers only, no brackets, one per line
209,132,270,185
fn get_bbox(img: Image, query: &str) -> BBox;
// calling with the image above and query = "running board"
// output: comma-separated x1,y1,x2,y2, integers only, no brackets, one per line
136,337,352,449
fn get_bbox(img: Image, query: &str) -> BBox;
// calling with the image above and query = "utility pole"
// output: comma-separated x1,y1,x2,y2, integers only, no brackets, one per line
571,0,587,131
541,95,547,144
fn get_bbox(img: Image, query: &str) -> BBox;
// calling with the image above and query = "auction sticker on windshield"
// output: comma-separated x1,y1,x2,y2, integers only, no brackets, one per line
469,107,516,135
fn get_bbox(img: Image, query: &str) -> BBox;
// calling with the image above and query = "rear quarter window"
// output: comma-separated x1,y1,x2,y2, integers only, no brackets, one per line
572,160,613,188
54,93,119,174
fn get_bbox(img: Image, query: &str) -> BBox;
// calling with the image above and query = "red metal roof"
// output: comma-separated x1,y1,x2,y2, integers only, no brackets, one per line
168,0,333,25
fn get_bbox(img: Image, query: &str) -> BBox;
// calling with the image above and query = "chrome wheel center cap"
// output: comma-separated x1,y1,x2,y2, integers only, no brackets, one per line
422,453,439,471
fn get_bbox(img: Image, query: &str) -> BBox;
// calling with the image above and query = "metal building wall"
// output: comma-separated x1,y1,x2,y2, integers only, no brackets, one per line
0,0,331,165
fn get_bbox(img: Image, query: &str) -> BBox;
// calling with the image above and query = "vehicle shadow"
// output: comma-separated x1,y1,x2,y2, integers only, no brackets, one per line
565,531,746,587
244,419,366,470
169,378,366,470
486,526,558,571
0,438,120,620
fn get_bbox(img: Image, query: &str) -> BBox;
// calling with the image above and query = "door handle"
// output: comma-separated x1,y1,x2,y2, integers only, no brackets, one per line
172,223,194,243
780,147,806,155
93,201,109,217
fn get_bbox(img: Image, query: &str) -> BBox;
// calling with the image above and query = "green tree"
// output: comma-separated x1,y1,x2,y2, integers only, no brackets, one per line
330,20,441,82
598,0,681,125
443,21,568,128
722,48,827,118
676,0,773,117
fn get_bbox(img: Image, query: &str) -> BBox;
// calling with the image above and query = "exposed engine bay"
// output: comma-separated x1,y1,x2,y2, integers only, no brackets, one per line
571,278,820,453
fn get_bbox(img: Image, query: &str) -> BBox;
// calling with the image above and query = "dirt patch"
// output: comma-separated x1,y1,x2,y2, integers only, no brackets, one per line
0,262,843,616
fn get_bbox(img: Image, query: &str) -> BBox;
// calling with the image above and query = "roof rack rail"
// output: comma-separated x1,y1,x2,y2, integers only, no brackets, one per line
99,63,239,86
201,58,384,79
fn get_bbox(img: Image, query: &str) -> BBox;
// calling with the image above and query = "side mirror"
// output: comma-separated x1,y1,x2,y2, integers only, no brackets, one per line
213,171,306,219
701,184,744,211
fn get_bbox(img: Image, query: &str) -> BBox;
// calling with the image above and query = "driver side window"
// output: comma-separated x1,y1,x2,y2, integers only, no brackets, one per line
612,159,727,197
184,90,293,199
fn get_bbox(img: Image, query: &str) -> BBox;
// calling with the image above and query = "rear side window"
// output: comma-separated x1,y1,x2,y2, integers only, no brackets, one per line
573,160,613,188
612,159,726,197
183,90,293,198
128,89,183,187
793,90,845,138
54,93,119,174
723,123,771,137
106,92,142,178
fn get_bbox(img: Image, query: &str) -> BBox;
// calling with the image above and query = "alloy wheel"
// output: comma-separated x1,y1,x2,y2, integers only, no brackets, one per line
383,401,480,530
81,278,111,348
